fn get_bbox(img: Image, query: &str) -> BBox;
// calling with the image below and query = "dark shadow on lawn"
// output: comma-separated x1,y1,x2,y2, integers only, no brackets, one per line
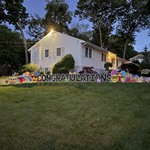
1,82,96,89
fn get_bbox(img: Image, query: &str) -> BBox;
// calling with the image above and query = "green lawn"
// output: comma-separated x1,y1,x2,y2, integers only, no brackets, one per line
0,83,150,150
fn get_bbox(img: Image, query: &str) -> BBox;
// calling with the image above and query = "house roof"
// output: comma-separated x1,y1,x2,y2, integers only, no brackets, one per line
28,31,85,51
129,54,144,60
81,42,108,53
27,31,127,63
116,57,128,62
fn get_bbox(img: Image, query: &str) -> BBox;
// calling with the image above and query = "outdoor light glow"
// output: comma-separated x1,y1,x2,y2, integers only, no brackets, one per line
50,29,54,33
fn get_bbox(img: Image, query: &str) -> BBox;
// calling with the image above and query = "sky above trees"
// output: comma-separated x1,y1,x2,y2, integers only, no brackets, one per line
23,0,150,52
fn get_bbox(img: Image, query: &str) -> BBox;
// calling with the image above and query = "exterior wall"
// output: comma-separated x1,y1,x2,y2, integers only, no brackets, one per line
116,59,123,69
29,31,126,73
30,32,84,73
31,45,39,65
82,47,106,73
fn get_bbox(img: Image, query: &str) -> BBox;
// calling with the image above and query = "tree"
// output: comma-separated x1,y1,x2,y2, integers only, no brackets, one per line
117,0,150,59
75,0,126,48
0,0,29,64
108,34,138,60
68,22,92,41
146,0,150,13
28,14,45,41
43,0,72,34
141,46,150,64
0,25,25,74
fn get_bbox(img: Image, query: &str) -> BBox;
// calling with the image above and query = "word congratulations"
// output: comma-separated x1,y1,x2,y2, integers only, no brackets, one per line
38,74,111,82
0,70,150,85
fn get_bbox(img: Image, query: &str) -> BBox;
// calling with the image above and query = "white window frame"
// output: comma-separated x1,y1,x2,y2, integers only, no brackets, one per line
45,49,49,58
85,47,93,59
45,68,48,74
102,53,106,62
56,48,62,57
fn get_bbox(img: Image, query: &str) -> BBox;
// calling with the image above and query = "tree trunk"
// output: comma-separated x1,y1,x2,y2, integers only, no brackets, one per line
12,0,28,64
18,19,29,64
98,26,103,48
123,39,128,59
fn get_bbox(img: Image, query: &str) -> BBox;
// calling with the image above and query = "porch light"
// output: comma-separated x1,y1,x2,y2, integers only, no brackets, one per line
50,29,53,33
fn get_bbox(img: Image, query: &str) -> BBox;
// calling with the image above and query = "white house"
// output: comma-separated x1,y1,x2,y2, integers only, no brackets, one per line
129,54,144,63
28,31,126,73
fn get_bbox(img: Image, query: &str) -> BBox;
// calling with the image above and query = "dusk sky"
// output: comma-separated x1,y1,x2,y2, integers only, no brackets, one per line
23,0,150,52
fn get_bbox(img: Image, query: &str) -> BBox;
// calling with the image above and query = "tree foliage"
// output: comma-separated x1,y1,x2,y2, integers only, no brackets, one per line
0,25,25,74
28,14,45,41
140,46,150,64
75,0,126,48
68,22,92,41
117,0,150,58
75,0,150,59
104,62,113,70
108,35,138,60
52,54,75,74
0,0,29,63
43,0,72,34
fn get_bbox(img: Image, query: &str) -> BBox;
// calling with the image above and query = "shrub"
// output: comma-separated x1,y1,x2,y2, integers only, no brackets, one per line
104,62,112,70
52,61,63,74
46,71,51,75
0,64,12,76
52,54,75,74
39,71,44,75
19,64,38,74
57,67,69,74
119,63,139,74
139,62,150,70
61,54,75,69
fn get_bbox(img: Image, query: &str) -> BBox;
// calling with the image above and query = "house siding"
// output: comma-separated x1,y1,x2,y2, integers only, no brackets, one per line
82,47,106,73
30,32,85,72
29,31,126,73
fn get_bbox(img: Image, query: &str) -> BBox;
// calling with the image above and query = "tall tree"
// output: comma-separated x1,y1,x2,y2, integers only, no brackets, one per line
75,0,126,48
117,0,150,59
0,25,25,70
108,34,138,60
43,0,72,34
0,0,29,64
141,45,150,64
68,22,92,41
28,14,45,41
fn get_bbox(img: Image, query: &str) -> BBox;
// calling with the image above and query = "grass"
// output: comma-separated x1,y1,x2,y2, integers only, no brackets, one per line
0,82,150,150
0,76,9,79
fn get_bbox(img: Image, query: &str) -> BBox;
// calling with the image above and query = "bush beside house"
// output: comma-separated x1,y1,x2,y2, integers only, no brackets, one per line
104,62,113,70
19,64,38,74
52,54,75,74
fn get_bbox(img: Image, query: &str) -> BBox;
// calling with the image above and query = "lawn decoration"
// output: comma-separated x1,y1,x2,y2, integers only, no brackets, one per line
0,70,150,85
110,70,150,83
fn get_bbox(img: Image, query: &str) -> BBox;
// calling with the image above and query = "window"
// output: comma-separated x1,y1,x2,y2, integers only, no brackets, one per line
45,49,49,57
116,60,119,67
85,47,88,57
101,53,106,62
89,48,92,58
56,48,62,56
111,58,115,65
45,68,48,73
85,47,92,58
